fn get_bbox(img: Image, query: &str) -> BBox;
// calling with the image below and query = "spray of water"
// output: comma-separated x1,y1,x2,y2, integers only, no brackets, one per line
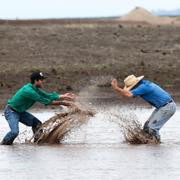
26,76,106,145
76,75,113,107
104,106,160,144
27,105,95,144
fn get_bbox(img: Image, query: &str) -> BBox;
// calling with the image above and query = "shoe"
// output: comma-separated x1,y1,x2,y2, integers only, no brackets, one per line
143,121,150,133
0,139,13,145
32,123,43,143
143,128,161,143
33,129,43,143
151,135,161,143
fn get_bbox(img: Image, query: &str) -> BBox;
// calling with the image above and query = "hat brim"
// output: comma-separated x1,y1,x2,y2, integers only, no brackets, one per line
123,75,144,91
40,76,47,80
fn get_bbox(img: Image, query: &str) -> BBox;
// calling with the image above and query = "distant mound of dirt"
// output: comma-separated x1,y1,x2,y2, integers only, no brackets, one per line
120,7,176,25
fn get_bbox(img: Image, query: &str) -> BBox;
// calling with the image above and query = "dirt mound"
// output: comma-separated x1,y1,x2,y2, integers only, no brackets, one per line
120,7,175,25
28,105,95,144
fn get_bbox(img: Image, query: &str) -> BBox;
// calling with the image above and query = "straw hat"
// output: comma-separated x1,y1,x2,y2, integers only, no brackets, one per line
123,75,144,91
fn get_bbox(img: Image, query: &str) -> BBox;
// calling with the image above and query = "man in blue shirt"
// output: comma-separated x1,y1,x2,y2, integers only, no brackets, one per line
111,74,176,142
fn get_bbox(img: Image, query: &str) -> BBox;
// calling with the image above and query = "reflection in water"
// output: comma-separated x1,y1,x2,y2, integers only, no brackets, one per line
0,106,180,180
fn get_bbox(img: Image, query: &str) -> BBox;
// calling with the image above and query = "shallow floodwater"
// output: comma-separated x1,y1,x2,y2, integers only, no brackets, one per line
0,106,180,180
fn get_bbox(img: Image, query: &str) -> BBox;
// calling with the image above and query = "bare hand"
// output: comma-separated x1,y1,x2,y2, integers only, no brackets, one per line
59,101,73,107
111,79,118,89
51,100,75,107
60,93,76,101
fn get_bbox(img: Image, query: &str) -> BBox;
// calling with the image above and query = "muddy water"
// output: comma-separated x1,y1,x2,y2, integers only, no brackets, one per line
0,106,180,180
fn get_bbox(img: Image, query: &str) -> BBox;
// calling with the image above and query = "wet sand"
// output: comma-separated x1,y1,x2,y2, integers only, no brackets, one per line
0,105,180,180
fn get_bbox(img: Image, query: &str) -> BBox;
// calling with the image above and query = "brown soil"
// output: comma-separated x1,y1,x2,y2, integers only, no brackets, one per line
0,19,180,108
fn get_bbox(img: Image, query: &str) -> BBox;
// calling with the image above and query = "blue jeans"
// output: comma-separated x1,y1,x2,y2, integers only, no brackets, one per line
143,101,176,140
2,106,42,145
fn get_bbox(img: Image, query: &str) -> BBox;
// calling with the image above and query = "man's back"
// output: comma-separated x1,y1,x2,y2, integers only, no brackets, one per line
131,80,172,108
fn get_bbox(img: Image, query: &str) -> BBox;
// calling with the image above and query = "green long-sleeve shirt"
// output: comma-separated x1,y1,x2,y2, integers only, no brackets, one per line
8,83,59,112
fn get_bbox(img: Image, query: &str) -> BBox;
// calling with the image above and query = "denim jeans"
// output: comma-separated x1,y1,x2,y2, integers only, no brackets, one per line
2,106,42,145
143,101,176,139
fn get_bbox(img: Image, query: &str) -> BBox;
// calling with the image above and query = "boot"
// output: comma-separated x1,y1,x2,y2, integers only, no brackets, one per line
143,128,161,143
0,139,13,145
32,123,43,143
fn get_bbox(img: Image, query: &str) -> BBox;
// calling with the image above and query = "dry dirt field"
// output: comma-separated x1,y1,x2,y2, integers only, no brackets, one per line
0,19,180,108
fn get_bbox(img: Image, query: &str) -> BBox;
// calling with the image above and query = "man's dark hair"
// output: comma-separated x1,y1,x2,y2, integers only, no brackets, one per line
30,71,46,84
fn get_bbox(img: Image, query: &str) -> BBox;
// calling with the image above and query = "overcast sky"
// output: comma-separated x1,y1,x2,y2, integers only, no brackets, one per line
1,0,180,19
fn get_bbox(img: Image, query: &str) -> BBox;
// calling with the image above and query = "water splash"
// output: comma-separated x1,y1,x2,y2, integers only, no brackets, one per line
27,105,95,144
105,106,160,144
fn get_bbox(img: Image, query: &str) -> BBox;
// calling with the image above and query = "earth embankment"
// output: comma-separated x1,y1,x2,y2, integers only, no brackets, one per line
0,20,180,108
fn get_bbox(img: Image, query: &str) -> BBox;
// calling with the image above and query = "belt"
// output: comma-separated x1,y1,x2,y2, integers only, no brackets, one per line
7,105,19,113
161,100,173,107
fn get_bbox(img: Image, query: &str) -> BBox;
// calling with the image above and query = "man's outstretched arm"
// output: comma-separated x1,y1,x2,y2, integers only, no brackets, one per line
51,100,73,107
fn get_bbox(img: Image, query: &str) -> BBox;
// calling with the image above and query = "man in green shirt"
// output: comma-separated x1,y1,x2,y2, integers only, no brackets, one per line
1,71,75,145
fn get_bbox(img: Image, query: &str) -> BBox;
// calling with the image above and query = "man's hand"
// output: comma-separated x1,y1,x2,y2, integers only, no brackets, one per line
51,100,74,107
59,101,73,107
60,93,76,101
111,79,133,98
111,79,119,90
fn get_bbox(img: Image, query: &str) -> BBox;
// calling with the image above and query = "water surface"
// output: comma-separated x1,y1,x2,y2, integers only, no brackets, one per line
0,106,180,180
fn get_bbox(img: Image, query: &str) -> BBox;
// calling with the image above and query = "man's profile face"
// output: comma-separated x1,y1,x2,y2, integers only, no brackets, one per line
34,79,44,88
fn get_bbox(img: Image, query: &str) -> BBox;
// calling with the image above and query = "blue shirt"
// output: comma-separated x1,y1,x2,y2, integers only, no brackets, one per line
131,80,172,108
